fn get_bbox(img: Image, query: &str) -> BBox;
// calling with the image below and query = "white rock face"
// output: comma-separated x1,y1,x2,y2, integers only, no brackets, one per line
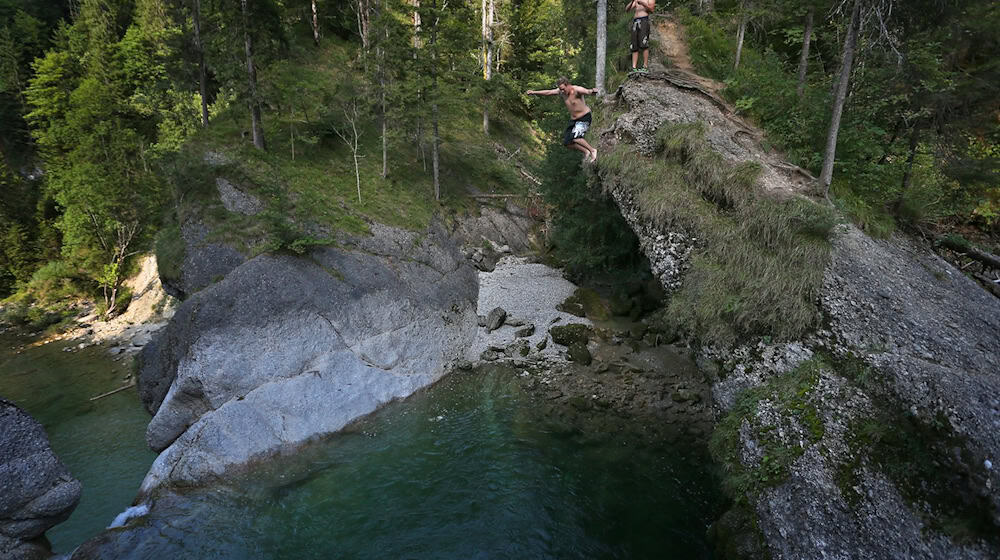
136,225,478,493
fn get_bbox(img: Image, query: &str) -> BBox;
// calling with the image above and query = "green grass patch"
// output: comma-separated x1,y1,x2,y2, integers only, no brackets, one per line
167,38,543,252
709,357,827,500
598,122,836,345
153,225,185,286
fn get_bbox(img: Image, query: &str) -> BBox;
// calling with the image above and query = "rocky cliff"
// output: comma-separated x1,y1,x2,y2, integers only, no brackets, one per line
597,63,1000,558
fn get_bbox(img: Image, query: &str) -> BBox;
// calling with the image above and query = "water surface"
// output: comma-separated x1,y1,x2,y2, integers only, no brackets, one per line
96,366,723,559
0,331,156,553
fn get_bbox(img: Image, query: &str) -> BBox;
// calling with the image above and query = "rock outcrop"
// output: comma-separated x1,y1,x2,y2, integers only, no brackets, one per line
160,221,247,300
136,223,478,493
598,59,1000,559
0,399,81,560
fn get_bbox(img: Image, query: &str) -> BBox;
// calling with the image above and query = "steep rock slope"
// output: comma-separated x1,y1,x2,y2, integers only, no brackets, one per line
595,19,1000,559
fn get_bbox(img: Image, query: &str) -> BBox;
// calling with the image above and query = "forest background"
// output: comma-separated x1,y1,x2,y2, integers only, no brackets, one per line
0,0,997,331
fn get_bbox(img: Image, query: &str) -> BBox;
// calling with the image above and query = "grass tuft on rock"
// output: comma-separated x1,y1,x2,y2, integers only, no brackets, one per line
598,122,836,345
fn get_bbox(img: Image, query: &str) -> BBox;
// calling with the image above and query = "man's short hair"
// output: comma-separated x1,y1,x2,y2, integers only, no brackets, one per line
557,76,570,86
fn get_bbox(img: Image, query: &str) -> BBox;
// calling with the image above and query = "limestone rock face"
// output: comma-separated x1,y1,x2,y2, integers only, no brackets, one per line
0,399,81,554
159,221,247,300
598,56,1000,560
137,224,478,493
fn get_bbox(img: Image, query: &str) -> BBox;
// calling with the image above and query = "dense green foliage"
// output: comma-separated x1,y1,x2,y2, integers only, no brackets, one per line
2,0,996,315
537,114,645,280
678,1,1000,237
0,0,605,305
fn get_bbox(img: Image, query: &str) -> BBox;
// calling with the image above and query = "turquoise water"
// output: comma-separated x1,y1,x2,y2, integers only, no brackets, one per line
2,331,723,558
0,331,156,553
90,366,724,559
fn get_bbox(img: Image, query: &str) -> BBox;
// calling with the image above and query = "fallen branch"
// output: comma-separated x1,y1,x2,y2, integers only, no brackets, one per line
89,381,136,402
972,272,1000,298
936,236,1000,270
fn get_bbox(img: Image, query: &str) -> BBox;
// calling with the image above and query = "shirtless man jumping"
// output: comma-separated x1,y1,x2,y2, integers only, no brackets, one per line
526,77,599,162
627,0,655,73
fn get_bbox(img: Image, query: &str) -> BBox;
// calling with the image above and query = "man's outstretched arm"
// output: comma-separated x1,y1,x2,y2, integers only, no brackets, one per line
573,86,599,96
525,89,559,96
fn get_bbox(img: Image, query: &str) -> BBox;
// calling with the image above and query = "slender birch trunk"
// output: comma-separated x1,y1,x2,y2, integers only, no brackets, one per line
431,0,440,200
734,7,748,71
482,0,494,134
192,0,209,126
311,0,320,46
242,0,265,150
596,0,607,95
820,0,861,198
796,6,814,99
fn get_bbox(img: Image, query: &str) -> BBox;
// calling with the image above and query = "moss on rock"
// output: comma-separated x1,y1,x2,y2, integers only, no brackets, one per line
549,323,593,347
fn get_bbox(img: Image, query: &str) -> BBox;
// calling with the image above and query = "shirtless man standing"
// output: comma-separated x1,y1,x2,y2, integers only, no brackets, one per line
627,0,655,73
526,77,599,162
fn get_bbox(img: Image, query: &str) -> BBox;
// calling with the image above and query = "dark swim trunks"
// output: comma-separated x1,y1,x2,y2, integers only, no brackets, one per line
562,112,592,146
630,16,650,52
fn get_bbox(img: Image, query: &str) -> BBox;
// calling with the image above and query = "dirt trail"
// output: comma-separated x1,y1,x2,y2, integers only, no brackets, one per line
649,16,726,94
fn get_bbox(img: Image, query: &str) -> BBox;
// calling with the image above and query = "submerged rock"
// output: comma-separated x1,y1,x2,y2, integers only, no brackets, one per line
0,399,81,559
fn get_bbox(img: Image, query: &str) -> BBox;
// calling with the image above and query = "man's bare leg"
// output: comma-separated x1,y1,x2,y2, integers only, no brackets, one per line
573,138,598,162
566,142,590,159
632,51,638,70
642,49,649,69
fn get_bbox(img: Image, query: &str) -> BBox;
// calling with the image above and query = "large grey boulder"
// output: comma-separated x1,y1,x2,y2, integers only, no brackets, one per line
136,223,478,493
0,399,81,558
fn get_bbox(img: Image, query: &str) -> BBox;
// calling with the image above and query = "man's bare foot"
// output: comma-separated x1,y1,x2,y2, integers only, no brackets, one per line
590,149,598,162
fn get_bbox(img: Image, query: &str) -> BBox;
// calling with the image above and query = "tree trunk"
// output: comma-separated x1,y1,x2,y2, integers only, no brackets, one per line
796,6,813,99
192,0,209,127
431,0,440,200
311,0,320,46
893,124,920,213
482,0,494,134
412,0,423,168
734,8,748,71
379,0,387,178
937,236,1000,271
412,0,421,49
357,0,371,50
596,0,607,95
820,0,861,198
697,0,713,13
242,0,265,150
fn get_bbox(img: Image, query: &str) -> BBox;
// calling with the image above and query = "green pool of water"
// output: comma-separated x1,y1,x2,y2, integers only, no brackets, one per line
89,366,724,559
0,331,156,554
2,329,724,558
